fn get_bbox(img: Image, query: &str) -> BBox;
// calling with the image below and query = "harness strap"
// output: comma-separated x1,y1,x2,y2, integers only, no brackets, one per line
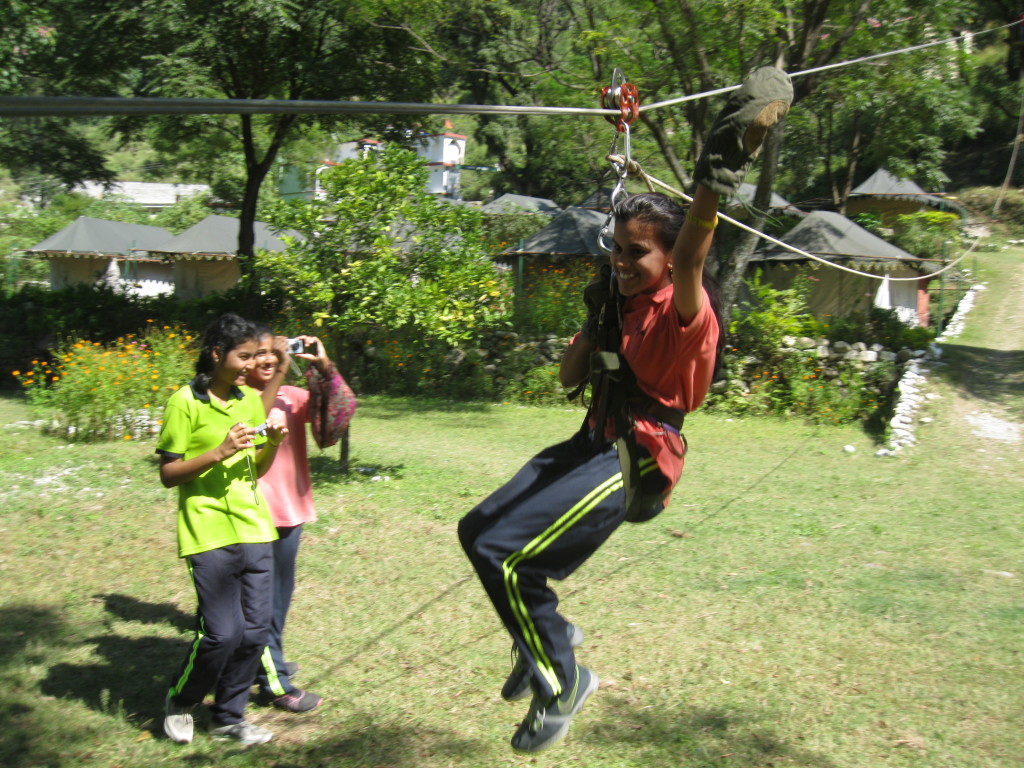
573,288,686,521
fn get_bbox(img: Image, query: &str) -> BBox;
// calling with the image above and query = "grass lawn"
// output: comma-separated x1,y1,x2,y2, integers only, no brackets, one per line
1,250,1022,768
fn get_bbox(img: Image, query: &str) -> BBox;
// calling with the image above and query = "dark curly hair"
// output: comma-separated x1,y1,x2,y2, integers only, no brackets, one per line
193,313,260,393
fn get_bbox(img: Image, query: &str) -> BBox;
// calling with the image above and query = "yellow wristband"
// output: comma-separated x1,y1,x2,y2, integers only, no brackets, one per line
686,212,719,230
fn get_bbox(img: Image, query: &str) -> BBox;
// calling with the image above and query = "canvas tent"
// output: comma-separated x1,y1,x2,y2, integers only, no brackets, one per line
499,207,607,259
481,193,561,215
23,216,175,295
496,206,606,298
846,168,967,222
146,215,297,299
726,182,805,218
750,210,932,326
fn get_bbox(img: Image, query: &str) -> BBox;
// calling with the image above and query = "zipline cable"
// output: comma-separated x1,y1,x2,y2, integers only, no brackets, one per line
0,19,1017,119
641,20,1020,112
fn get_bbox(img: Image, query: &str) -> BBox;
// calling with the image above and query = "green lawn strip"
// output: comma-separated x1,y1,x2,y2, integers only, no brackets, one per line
1,392,1021,767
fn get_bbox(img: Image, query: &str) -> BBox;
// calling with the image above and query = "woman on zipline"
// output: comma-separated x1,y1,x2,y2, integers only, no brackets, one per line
459,66,793,754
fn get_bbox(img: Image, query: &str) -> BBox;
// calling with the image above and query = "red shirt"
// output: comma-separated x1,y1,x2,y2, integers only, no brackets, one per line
588,283,719,500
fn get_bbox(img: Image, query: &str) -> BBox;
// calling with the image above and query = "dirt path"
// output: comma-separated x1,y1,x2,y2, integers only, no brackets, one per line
924,249,1024,467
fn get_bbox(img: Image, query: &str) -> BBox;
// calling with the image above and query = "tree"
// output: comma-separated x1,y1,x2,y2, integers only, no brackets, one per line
0,2,117,194
54,0,450,278
258,146,507,348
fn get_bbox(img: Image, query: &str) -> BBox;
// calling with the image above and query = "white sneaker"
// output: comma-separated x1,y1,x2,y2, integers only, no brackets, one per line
163,693,195,744
210,720,274,745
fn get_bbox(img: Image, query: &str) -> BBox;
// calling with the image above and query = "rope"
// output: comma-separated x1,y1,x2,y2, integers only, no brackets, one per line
301,427,817,693
606,153,982,283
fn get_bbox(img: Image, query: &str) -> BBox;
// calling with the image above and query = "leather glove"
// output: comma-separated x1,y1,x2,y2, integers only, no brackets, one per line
581,265,613,343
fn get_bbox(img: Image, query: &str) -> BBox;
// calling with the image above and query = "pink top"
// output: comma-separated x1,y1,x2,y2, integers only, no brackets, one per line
258,384,316,527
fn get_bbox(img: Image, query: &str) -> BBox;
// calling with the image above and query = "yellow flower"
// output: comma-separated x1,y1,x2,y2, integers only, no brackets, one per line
123,434,132,440
11,370,19,376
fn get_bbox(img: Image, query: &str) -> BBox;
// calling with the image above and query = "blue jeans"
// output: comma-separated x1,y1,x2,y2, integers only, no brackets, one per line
257,524,302,696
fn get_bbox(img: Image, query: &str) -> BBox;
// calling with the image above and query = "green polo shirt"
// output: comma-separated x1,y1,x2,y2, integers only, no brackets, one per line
156,380,278,557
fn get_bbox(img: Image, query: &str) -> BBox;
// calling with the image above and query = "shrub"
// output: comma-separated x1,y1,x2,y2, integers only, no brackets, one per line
820,306,934,349
890,211,962,259
502,363,567,406
14,325,195,440
511,257,594,337
729,269,817,358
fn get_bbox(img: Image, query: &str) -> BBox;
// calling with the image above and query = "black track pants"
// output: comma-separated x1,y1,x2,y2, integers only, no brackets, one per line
168,541,273,725
459,431,658,700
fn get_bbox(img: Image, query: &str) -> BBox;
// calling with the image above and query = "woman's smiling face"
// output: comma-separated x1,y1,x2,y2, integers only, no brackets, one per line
611,217,672,297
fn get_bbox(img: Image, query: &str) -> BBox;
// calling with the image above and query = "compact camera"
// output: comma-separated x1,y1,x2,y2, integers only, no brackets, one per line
253,422,269,437
286,338,318,356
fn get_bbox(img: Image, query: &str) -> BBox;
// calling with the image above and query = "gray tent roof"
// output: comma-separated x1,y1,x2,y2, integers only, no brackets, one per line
146,214,299,259
481,193,561,215
575,187,616,212
850,168,967,216
501,207,607,257
24,216,174,257
726,182,804,215
752,210,920,264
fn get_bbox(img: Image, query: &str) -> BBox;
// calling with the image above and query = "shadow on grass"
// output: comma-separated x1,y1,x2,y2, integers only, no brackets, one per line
40,632,184,722
98,593,193,633
934,343,1024,417
308,455,405,486
261,721,485,768
589,694,838,767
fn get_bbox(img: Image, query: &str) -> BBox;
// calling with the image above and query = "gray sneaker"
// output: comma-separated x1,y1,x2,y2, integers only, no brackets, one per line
510,665,599,753
210,720,274,745
163,693,195,744
501,622,584,701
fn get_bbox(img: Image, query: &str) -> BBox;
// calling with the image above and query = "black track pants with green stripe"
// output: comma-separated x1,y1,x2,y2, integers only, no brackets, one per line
459,430,659,700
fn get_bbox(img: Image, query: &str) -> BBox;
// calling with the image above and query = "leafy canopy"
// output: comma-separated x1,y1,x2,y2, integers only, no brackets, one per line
260,147,507,346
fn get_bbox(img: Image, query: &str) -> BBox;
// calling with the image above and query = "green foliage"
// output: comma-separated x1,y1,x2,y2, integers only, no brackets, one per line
501,363,566,406
481,212,549,252
15,325,194,440
729,270,817,358
260,146,509,348
822,305,935,349
512,257,595,337
149,193,221,235
711,271,904,427
0,282,290,390
959,186,1024,230
890,210,962,259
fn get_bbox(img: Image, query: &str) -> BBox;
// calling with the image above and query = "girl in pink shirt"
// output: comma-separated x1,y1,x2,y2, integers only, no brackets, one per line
246,330,356,713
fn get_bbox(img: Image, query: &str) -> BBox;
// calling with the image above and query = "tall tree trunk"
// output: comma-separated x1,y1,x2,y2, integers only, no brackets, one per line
640,112,693,191
236,113,296,281
838,113,863,215
720,120,786,317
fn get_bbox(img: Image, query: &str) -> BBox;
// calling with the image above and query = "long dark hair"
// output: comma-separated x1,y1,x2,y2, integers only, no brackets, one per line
614,192,726,377
193,313,260,393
